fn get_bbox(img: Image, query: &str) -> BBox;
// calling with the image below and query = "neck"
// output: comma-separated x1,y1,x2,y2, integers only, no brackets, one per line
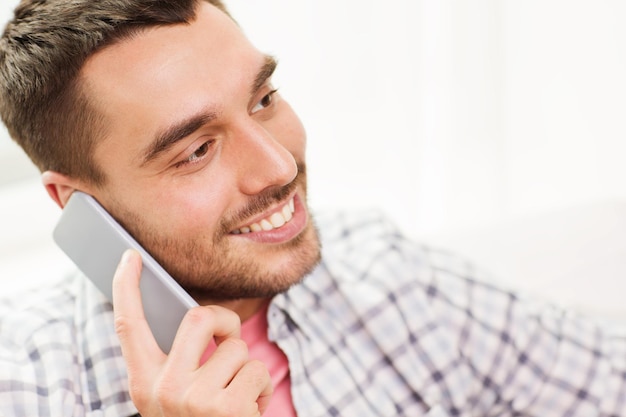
196,296,270,322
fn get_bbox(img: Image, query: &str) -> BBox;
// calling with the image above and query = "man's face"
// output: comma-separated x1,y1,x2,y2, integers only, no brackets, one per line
79,2,320,302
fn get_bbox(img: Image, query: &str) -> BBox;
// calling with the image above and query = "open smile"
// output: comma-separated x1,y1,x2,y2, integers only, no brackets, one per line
229,193,308,244
231,196,295,234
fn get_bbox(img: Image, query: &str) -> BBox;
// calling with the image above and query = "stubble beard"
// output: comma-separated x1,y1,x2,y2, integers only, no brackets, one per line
179,219,321,302
116,165,322,302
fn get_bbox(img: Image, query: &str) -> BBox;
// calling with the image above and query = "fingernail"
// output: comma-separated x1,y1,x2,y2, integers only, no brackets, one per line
121,249,133,264
117,249,135,271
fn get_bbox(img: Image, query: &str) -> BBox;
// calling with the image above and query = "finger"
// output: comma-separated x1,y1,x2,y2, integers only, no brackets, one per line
226,359,273,415
112,249,165,373
196,337,249,389
166,305,242,372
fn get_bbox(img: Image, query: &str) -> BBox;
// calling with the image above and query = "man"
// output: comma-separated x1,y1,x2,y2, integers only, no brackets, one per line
0,1,624,416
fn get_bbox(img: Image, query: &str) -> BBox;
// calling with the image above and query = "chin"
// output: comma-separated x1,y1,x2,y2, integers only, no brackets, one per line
182,218,322,302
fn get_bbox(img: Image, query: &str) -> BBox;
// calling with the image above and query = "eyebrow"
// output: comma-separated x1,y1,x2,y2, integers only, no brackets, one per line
141,110,220,166
252,55,278,96
141,54,279,166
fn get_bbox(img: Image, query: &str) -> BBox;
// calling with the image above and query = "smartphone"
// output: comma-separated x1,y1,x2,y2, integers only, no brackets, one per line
53,191,198,353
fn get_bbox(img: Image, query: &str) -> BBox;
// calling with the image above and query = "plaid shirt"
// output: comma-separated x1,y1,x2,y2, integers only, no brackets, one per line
1,211,625,416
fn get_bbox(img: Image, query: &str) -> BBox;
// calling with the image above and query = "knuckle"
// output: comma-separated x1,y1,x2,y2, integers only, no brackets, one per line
183,305,241,329
113,314,133,339
218,337,248,360
184,306,214,325
247,359,270,376
206,305,242,326
246,359,272,386
219,337,249,356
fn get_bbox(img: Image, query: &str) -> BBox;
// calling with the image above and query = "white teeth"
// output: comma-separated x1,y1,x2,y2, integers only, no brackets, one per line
269,212,286,228
260,219,273,231
233,197,295,234
282,204,293,222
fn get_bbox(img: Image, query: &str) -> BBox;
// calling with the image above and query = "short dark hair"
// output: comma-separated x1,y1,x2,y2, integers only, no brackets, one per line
0,0,228,185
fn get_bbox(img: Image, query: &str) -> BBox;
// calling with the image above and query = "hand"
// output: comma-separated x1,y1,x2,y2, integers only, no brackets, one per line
112,249,273,416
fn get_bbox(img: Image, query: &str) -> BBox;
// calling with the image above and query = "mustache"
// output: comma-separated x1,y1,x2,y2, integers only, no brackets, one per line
219,162,307,235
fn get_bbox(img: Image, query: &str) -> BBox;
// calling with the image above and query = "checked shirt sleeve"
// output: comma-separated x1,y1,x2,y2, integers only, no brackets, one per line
0,275,137,417
423,248,626,416
302,211,626,415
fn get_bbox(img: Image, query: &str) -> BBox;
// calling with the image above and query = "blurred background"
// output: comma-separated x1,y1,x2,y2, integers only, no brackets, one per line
1,1,626,320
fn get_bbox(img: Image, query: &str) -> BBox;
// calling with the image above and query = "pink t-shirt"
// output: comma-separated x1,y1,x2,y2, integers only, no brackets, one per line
200,305,296,416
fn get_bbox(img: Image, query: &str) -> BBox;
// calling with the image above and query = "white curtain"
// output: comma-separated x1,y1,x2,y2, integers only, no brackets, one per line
229,0,626,238
2,0,626,239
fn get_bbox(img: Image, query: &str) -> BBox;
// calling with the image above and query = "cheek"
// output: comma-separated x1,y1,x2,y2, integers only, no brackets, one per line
149,181,232,237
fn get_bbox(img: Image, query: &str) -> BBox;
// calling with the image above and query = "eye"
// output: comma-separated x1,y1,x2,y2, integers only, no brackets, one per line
175,140,213,168
251,89,278,114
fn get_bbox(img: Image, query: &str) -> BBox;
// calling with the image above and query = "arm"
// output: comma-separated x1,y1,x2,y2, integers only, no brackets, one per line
427,256,626,416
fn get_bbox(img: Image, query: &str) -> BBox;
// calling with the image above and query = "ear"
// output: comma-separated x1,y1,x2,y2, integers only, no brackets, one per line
41,171,90,209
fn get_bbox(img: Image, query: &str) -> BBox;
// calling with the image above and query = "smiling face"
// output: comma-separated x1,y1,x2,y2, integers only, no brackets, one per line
78,2,321,304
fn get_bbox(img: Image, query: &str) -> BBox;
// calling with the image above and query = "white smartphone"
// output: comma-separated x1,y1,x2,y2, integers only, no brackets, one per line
53,191,198,353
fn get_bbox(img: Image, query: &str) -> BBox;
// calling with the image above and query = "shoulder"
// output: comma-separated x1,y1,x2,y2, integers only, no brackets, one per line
311,209,513,331
0,273,136,417
0,274,78,414
0,274,77,347
315,209,480,289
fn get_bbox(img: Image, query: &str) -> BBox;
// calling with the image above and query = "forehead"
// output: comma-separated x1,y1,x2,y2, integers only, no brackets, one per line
82,1,251,90
79,2,263,165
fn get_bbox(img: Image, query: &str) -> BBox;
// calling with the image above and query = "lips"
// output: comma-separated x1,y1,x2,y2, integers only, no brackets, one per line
230,196,296,235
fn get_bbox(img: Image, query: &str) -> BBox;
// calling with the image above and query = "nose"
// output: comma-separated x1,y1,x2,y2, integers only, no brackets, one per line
229,119,298,195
